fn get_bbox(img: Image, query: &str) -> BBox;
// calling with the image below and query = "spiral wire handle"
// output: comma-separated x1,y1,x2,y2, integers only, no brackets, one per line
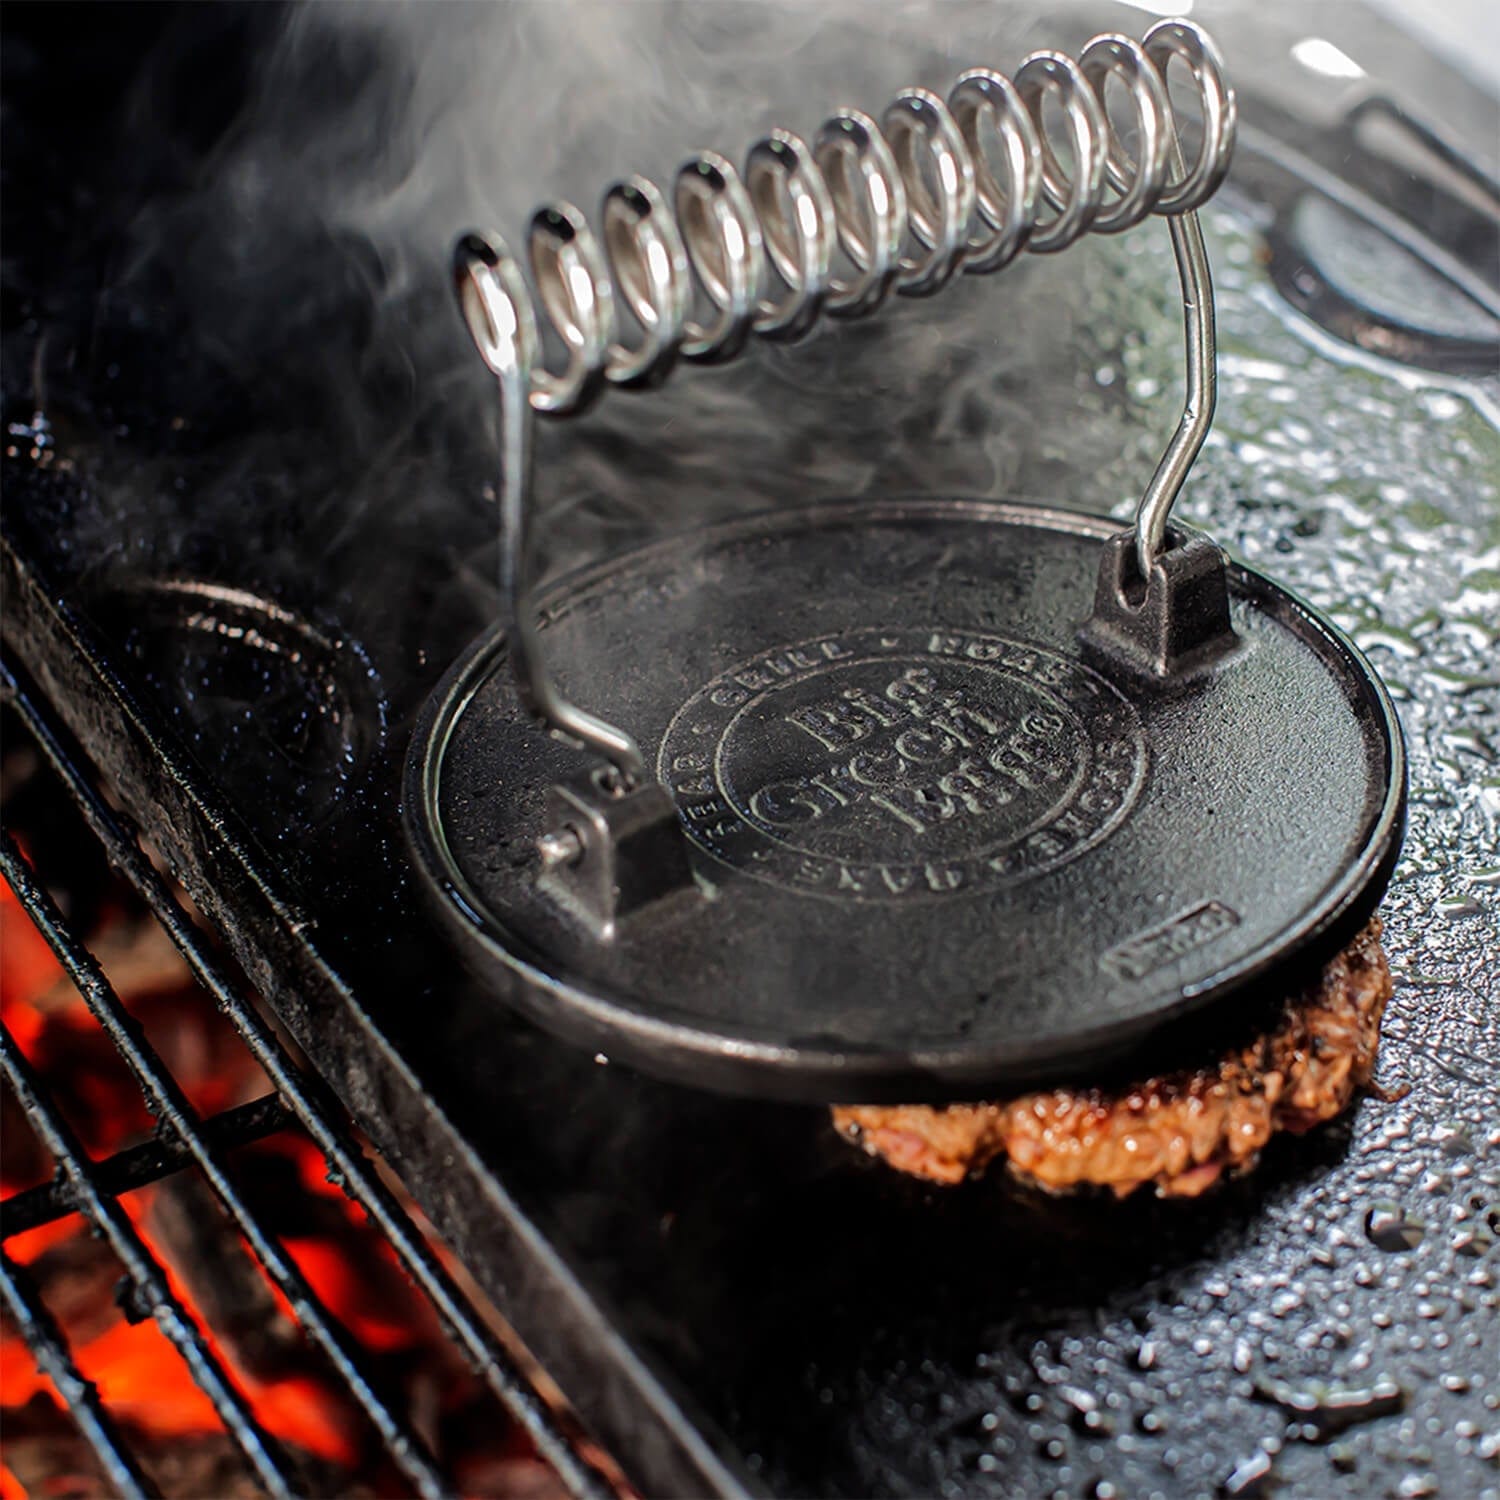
454,18,1237,790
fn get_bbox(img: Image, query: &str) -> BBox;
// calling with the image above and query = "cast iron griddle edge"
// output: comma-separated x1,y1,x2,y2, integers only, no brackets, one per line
0,532,761,1500
404,499,1407,1103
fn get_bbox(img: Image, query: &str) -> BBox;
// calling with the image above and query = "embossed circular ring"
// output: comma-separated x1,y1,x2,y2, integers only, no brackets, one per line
659,624,1149,899
404,499,1405,1102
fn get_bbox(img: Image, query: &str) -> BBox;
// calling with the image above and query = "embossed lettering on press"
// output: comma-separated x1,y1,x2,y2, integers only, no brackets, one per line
1100,902,1242,980
659,627,1150,901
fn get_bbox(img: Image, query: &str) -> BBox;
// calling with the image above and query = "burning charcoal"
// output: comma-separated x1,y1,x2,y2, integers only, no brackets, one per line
0,1087,51,1195
8,1221,123,1347
2,1400,377,1500
146,1175,305,1382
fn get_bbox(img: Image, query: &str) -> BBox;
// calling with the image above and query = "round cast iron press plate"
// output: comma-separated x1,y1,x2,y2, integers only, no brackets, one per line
404,500,1405,1102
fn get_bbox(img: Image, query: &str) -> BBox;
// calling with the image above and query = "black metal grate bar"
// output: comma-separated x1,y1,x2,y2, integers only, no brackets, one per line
0,827,455,1500
1,1092,292,1239
0,1015,300,1498
0,1243,163,1500
2,656,618,1500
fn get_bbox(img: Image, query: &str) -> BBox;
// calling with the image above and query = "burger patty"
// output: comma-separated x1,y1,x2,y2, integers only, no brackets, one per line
832,919,1391,1198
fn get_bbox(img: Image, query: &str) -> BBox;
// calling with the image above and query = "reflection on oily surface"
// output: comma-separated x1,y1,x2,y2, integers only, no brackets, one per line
11,177,1499,1500
103,581,388,834
2,5,1497,1496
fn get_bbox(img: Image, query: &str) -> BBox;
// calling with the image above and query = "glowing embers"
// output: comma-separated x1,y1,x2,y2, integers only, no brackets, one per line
0,817,564,1498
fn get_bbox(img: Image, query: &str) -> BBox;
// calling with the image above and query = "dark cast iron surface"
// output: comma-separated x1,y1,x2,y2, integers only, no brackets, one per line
3,4,1497,1496
406,500,1404,1102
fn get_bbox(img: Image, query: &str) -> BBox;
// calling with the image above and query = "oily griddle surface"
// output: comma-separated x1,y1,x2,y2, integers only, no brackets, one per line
10,251,1497,1500
4,7,1498,1494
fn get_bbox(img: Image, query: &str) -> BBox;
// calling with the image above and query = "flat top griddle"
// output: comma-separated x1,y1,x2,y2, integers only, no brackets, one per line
3,4,1497,1497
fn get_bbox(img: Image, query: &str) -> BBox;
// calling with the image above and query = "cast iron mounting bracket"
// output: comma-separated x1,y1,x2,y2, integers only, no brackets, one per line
1080,527,1239,684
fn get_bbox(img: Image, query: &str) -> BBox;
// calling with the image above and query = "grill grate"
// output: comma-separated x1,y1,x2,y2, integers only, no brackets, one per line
1,1230,163,1500
0,658,618,1500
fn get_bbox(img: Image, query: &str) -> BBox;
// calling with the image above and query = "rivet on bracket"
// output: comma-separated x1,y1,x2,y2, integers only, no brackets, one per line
537,767,695,939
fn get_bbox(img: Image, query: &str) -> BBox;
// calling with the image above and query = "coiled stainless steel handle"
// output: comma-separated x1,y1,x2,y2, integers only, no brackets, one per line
454,17,1237,788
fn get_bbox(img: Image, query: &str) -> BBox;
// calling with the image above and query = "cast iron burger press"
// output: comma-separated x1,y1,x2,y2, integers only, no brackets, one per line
405,19,1406,1102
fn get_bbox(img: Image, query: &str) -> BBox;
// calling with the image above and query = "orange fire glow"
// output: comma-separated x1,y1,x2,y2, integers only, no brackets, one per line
0,858,485,1487
2,1182,369,1467
0,847,61,1059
